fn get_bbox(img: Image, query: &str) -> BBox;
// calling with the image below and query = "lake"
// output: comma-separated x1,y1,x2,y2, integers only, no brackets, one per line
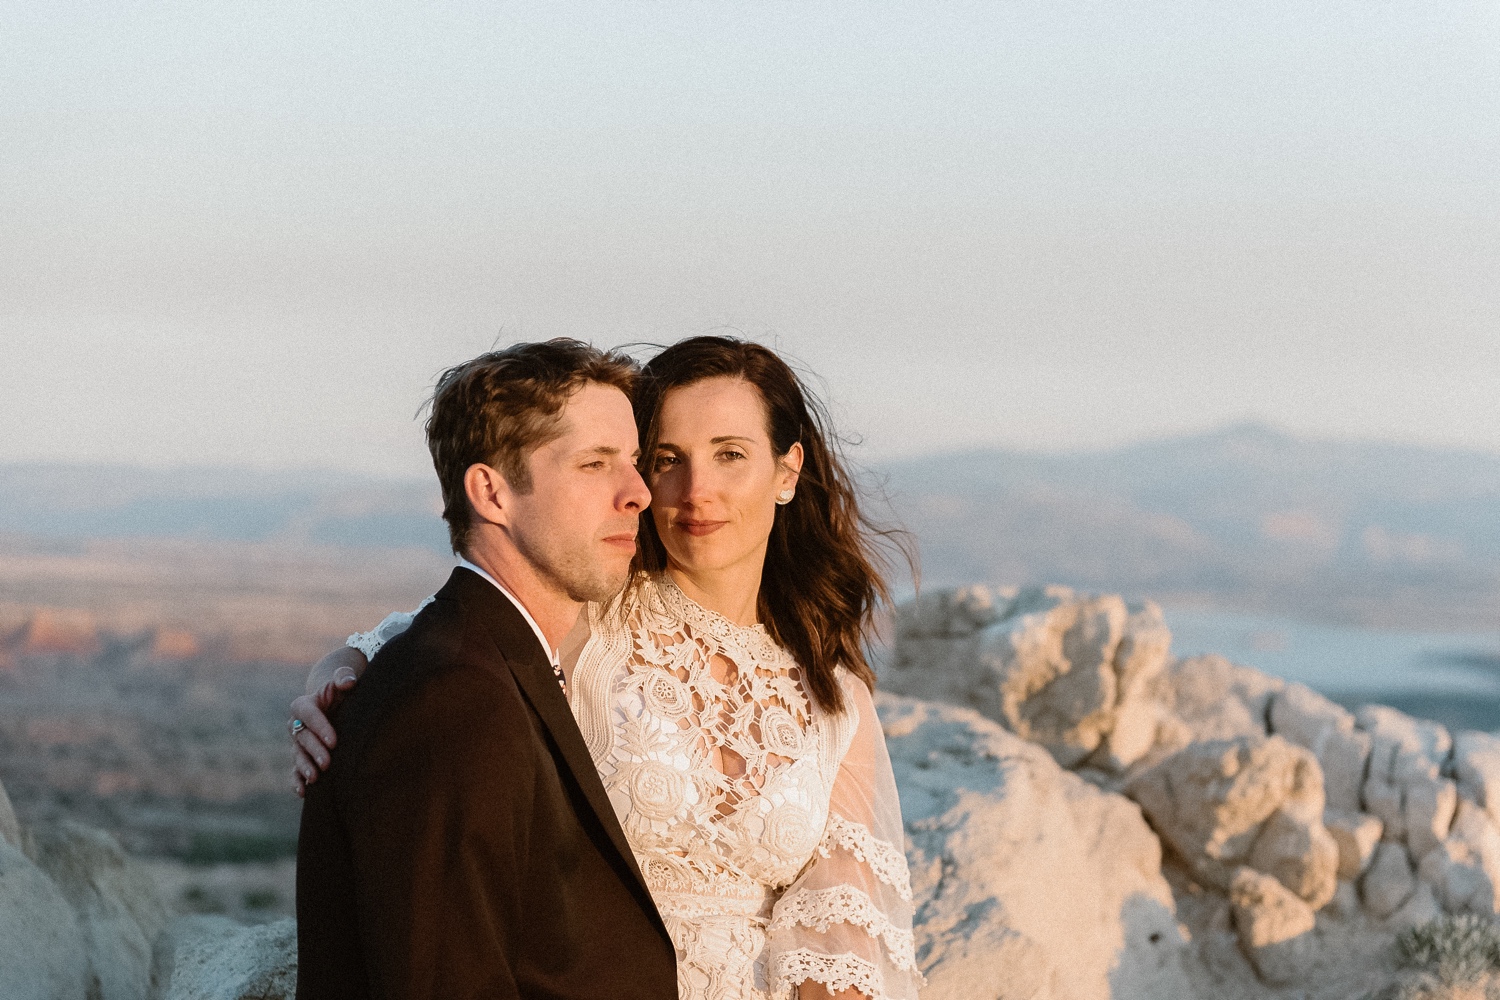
1163,608,1500,734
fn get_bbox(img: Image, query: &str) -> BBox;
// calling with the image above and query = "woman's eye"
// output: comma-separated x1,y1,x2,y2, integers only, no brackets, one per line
720,450,746,461
653,454,678,471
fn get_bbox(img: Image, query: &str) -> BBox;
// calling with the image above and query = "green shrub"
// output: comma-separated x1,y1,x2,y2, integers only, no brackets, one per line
181,832,297,865
241,888,280,910
180,884,226,914
1396,915,1500,986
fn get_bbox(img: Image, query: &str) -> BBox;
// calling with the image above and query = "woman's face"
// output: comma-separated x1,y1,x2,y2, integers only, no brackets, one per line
649,376,802,578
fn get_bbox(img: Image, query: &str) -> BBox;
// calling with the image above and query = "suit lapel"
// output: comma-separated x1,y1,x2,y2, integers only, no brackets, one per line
436,568,657,914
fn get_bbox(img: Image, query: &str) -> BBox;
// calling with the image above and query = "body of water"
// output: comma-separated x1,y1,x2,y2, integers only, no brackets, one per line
1163,608,1500,734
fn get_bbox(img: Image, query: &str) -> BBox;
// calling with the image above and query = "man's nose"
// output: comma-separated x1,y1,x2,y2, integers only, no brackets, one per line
620,464,652,511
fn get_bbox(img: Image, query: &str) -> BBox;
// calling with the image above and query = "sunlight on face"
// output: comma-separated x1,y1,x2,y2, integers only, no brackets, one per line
505,382,650,602
650,377,801,580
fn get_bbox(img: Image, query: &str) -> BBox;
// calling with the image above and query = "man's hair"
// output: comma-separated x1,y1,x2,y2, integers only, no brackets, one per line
425,339,638,554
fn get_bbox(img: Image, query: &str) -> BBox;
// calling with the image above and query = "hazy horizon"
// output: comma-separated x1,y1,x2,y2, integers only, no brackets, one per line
5,3,1498,477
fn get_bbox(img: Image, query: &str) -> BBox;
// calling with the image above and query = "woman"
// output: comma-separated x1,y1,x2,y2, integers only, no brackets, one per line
290,337,922,1000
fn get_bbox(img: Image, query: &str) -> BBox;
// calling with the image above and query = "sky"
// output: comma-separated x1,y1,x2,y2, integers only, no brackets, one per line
3,2,1499,477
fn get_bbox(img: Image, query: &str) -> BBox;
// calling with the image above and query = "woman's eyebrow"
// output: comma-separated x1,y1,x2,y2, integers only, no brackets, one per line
655,435,755,450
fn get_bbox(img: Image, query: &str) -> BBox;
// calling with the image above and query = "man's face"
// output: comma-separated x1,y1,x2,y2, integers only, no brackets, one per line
503,382,651,603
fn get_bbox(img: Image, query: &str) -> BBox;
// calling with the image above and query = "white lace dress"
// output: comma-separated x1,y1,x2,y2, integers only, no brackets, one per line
348,574,922,1000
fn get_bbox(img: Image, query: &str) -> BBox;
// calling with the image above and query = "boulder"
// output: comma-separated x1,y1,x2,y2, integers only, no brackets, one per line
0,836,88,1000
1416,799,1500,915
1228,867,1317,985
878,692,1194,1000
1162,654,1282,744
1095,601,1175,770
26,820,169,1000
1358,705,1452,845
1126,735,1337,907
1361,842,1416,918
1356,705,1452,764
0,776,21,850
1247,808,1340,910
1325,810,1383,880
1403,776,1458,862
1389,881,1443,929
1268,684,1369,813
886,585,1014,716
886,587,1173,771
1452,730,1500,826
979,589,1125,767
151,915,297,1000
1325,879,1361,920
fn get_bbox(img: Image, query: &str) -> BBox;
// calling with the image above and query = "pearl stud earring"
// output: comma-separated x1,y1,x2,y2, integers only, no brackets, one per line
776,489,795,505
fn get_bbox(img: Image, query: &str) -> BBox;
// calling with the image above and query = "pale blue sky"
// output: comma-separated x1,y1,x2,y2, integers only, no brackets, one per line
3,2,1498,475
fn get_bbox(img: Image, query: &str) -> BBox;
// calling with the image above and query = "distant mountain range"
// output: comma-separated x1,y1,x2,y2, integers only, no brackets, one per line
878,423,1500,630
5,423,1500,631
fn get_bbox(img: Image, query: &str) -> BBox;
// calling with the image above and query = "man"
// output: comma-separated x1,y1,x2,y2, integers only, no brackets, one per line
295,340,677,999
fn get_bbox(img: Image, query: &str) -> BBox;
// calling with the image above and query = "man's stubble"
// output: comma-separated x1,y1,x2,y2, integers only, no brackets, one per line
511,516,635,605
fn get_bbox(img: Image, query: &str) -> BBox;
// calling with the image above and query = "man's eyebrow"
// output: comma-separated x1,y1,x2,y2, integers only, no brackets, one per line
573,445,622,458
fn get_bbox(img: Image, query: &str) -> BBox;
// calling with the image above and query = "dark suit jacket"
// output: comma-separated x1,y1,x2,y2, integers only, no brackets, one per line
296,567,677,1000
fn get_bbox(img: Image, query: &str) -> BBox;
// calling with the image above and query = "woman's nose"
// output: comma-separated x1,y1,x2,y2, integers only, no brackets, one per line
679,463,717,505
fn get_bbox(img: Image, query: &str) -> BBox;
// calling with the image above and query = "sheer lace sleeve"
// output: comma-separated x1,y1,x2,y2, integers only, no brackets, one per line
767,674,923,1000
345,597,434,660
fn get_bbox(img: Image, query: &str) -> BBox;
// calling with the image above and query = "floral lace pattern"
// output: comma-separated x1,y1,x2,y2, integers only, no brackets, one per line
574,577,920,999
817,815,914,903
770,949,886,1000
576,577,849,999
768,885,918,971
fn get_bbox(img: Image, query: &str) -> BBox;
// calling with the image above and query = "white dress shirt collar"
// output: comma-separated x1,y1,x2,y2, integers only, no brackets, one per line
456,557,560,668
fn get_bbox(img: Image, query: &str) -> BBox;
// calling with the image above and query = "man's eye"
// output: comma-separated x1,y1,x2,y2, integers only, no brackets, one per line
583,460,606,470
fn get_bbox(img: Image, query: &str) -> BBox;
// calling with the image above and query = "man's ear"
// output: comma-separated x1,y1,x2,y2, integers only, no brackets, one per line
463,463,513,529
778,442,804,491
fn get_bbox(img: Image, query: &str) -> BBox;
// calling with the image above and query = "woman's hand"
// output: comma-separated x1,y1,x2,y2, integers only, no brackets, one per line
289,646,368,797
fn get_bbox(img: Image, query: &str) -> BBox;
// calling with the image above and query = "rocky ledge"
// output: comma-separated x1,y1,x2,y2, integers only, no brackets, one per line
7,584,1500,998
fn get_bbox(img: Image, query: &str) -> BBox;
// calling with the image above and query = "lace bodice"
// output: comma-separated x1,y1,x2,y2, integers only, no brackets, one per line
349,574,921,1000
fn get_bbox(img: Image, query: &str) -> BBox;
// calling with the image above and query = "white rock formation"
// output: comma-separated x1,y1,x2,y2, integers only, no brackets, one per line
1452,730,1500,827
26,820,170,1000
878,693,1194,1000
1360,838,1417,920
1126,735,1338,909
886,585,1500,994
1160,654,1282,745
1325,809,1383,880
150,915,296,1000
0,836,88,1000
887,585,1173,770
0,775,174,1000
1268,683,1369,814
1227,867,1316,985
1415,799,1500,915
1358,705,1453,848
0,774,22,850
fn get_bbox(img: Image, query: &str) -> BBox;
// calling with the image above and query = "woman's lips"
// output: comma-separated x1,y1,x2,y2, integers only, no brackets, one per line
675,519,727,537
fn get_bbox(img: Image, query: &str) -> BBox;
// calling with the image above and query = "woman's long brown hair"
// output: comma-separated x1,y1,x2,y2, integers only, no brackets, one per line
631,336,914,714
